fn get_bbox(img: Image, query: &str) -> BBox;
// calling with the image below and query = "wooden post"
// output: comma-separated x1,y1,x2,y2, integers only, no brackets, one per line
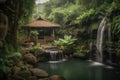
52,28,55,40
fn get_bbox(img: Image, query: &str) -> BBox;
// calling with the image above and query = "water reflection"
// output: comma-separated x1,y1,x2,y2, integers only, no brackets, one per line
37,60,119,80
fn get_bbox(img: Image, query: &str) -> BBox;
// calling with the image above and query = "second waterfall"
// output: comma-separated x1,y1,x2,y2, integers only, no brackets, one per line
96,17,107,62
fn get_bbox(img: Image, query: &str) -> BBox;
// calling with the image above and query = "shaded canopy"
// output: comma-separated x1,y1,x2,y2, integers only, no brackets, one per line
24,17,60,28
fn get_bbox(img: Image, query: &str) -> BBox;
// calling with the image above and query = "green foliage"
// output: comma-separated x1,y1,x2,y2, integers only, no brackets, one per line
43,0,120,26
30,30,39,37
20,66,28,71
0,0,35,77
0,56,20,74
29,43,41,55
0,0,36,50
0,44,22,74
0,58,11,74
2,44,22,58
43,0,85,25
73,45,89,57
74,9,95,24
111,15,120,42
77,9,95,20
41,0,120,62
54,35,77,52
92,23,99,30
18,0,35,25
116,40,120,58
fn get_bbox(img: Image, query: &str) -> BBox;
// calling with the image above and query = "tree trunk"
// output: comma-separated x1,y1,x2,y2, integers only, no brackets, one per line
6,0,19,51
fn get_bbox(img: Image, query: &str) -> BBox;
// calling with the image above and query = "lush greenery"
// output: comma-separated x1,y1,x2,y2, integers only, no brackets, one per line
0,0,120,79
73,44,89,58
0,0,35,78
43,0,120,59
0,0,35,50
30,30,39,38
54,35,77,54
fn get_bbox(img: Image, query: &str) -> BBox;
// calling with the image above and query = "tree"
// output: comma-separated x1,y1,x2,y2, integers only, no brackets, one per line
0,0,35,50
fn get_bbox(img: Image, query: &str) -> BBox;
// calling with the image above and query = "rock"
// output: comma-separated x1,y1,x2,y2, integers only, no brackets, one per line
28,76,37,80
49,75,65,80
22,48,30,54
14,70,32,80
38,78,49,80
24,53,37,64
25,63,33,68
30,68,48,78
12,66,21,74
16,61,25,67
43,78,50,80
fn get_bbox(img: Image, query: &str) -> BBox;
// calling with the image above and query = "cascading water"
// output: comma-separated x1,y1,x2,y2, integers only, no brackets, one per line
48,50,65,63
44,46,65,63
96,17,106,62
49,51,64,61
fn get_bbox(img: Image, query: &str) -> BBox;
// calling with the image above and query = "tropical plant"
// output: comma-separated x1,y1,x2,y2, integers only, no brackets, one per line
0,43,22,74
30,30,39,38
54,35,77,53
73,45,89,57
29,43,41,54
111,15,120,42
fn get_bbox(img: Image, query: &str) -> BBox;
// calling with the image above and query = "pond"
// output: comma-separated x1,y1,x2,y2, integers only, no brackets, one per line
36,59,120,80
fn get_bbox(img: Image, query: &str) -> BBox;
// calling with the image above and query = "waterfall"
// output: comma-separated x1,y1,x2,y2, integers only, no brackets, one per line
96,17,106,62
49,51,64,61
50,51,58,61
48,50,65,63
44,46,65,63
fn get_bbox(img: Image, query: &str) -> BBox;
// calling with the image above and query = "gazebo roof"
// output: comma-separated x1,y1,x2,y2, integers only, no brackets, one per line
24,17,60,28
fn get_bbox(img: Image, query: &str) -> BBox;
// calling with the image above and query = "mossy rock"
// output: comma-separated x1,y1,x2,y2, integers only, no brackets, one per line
13,70,32,80
28,76,37,80
12,66,21,74
30,68,48,78
24,53,37,64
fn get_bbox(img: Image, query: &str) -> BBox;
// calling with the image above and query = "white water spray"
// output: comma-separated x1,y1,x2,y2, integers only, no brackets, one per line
96,17,106,62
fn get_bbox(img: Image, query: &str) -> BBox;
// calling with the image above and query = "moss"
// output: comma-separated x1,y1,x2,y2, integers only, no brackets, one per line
92,23,99,30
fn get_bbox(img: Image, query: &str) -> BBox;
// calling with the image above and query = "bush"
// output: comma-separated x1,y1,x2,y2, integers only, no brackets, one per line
0,44,22,74
73,45,89,57
54,35,77,53
30,30,39,38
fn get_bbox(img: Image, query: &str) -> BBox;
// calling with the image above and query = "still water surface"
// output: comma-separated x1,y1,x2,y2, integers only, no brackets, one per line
37,59,119,80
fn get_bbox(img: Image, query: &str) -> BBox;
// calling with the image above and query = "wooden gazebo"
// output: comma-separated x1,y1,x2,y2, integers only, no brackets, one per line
24,17,60,43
